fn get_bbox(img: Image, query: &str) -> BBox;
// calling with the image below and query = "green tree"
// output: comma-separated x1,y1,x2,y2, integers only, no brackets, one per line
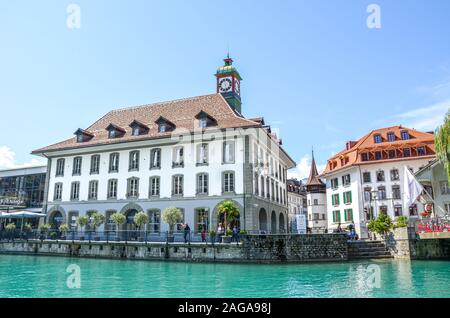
59,223,70,234
217,200,239,231
162,207,183,235
40,223,51,232
90,212,105,232
110,212,126,233
368,212,392,235
134,211,149,239
435,110,450,182
5,223,16,231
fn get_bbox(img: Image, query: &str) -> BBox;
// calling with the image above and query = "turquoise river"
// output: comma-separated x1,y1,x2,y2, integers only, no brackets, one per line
0,255,449,298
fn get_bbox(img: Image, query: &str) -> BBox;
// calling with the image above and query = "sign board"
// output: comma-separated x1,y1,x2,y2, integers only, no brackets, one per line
295,214,307,234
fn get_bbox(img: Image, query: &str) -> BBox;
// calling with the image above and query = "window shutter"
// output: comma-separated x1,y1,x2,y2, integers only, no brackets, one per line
349,191,352,203
350,209,353,221
332,195,335,206
332,211,336,223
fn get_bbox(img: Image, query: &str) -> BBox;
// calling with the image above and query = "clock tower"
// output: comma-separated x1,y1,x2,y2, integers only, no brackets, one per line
215,55,242,114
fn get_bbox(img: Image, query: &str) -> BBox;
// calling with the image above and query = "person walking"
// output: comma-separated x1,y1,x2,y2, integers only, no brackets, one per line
232,225,239,243
183,223,191,243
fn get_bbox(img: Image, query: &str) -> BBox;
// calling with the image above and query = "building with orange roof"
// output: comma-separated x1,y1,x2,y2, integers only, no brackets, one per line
32,56,296,239
322,126,436,239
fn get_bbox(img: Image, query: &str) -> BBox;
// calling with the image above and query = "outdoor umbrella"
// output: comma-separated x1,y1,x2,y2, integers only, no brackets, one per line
0,211,46,231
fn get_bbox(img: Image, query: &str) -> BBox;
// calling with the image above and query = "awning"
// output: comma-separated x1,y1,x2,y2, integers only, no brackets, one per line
0,211,46,219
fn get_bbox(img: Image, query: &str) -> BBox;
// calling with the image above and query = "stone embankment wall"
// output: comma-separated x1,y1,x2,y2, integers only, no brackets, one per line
0,234,349,263
385,227,450,260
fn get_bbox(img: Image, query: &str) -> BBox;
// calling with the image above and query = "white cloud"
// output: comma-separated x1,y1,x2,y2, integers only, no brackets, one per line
0,146,46,170
392,100,449,131
287,154,326,181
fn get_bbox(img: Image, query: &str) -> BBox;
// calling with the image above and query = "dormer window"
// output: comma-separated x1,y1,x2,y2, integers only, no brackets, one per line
401,130,410,140
129,120,149,137
74,129,94,143
106,124,125,139
155,116,175,133
387,132,395,142
374,134,382,144
195,111,217,129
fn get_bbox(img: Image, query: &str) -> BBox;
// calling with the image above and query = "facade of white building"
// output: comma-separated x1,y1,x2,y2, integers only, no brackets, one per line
322,126,436,239
287,179,307,232
32,57,295,239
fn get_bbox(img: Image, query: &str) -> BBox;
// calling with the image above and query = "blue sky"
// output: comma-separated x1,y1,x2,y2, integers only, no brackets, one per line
0,0,449,178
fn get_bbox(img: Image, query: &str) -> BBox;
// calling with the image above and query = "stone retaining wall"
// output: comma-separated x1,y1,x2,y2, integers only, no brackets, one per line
0,234,349,263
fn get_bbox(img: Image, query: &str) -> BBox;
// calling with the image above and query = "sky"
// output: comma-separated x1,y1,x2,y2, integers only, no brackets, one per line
0,0,449,179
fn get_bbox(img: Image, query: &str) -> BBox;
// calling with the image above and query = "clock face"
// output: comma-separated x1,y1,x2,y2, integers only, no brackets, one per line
219,78,232,92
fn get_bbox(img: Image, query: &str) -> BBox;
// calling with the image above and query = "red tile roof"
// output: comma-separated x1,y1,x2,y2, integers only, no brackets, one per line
32,94,263,154
322,126,436,175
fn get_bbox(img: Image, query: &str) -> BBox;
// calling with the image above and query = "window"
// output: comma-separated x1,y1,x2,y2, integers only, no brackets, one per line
54,183,63,201
150,148,161,169
197,143,208,165
361,153,369,162
388,150,396,159
344,209,353,222
331,178,339,189
129,151,140,171
195,208,209,233
394,206,402,217
390,169,399,181
260,176,265,197
88,180,98,200
132,126,140,136
77,134,84,143
375,151,382,160
314,199,318,205
68,211,79,229
198,116,207,128
378,186,386,200
376,170,385,182
148,210,161,233
149,176,160,197
197,173,208,195
417,146,426,156
172,175,183,196
374,134,382,143
332,210,341,223
401,130,410,140
440,181,450,195
90,155,100,174
127,177,139,198
105,211,116,231
343,191,352,204
266,178,270,199
379,205,388,214
332,193,340,206
70,182,80,200
444,203,450,214
271,180,275,200
342,174,351,186
223,171,235,193
56,159,65,177
172,146,184,168
387,132,395,142
158,122,166,133
175,209,185,232
109,153,120,173
223,141,235,164
403,148,411,157
72,157,82,176
392,185,401,200
107,179,118,199
363,172,371,183
364,188,372,202
109,130,116,139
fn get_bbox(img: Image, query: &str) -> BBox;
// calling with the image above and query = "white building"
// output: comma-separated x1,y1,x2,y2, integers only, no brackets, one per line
287,179,307,232
322,126,436,239
305,152,327,233
32,56,295,239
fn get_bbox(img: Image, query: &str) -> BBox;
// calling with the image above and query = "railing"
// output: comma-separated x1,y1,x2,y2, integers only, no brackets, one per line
0,229,243,244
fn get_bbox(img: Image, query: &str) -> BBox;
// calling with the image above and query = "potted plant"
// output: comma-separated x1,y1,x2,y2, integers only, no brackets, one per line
59,224,70,240
5,223,16,240
76,215,89,241
22,223,32,239
368,213,393,239
217,200,239,234
110,212,126,241
49,231,58,240
39,223,51,240
222,229,233,243
134,211,149,242
162,207,182,243
208,230,216,244
91,212,105,241
394,216,408,229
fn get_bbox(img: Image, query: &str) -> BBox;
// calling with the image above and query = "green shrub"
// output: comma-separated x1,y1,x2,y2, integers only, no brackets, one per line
162,207,183,234
59,224,70,233
239,230,248,235
368,213,392,235
208,230,216,237
225,229,233,237
5,223,16,231
395,216,408,228
40,223,51,232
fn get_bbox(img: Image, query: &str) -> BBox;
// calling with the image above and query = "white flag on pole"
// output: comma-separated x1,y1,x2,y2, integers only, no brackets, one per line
403,166,424,212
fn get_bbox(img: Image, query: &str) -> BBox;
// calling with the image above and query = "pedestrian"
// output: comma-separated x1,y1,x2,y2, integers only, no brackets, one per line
232,225,239,243
201,226,207,243
217,223,224,243
184,223,190,243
